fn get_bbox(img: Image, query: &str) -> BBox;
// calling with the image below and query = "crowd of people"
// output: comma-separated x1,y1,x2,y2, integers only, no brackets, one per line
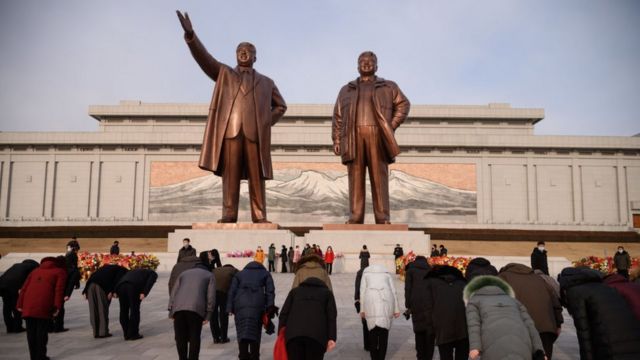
1,238,640,360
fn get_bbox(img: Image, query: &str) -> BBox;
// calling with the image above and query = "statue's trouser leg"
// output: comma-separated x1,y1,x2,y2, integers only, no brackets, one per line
347,126,369,223
243,137,267,222
364,127,390,224
221,136,243,221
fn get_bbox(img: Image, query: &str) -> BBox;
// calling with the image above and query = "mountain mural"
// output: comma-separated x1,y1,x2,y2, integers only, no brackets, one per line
149,169,476,224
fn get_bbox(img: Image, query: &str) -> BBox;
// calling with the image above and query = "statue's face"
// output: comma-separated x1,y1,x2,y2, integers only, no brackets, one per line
358,53,377,77
236,45,256,67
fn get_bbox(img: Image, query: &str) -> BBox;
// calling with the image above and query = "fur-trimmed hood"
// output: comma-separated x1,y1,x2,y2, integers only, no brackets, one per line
463,275,515,303
296,254,325,270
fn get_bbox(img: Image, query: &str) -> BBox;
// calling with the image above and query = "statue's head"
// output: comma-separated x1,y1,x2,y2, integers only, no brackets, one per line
236,42,257,67
358,51,378,77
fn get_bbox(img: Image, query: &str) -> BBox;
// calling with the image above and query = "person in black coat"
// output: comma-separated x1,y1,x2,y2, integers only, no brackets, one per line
0,259,39,333
278,277,337,359
178,238,197,262
404,256,434,360
280,245,288,273
530,241,549,275
359,245,370,269
227,261,276,360
50,245,82,333
110,241,120,255
430,245,440,258
354,266,370,351
82,264,129,338
211,249,222,269
464,257,498,281
424,265,468,360
558,267,640,359
114,269,158,340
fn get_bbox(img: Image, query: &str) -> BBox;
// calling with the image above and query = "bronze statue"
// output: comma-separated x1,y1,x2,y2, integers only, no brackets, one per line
332,51,410,224
177,11,287,223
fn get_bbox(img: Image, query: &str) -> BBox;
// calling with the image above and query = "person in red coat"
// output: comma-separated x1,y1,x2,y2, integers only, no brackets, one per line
324,247,335,275
17,257,67,360
604,273,640,321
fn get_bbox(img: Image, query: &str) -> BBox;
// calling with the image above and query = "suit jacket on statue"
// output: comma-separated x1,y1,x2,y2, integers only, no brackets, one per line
332,77,410,165
185,34,287,180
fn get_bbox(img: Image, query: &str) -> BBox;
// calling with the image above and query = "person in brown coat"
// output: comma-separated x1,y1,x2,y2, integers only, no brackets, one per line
499,263,562,359
292,254,332,291
211,264,238,343
177,11,287,223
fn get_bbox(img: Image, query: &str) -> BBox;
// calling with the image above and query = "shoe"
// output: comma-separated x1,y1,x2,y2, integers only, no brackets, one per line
10,327,26,333
95,333,113,338
254,219,271,224
213,337,221,344
345,219,361,224
128,334,143,341
217,218,236,223
220,338,231,344
54,328,69,333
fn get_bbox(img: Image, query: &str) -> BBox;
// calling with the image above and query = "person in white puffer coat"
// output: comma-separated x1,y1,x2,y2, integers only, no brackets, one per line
359,263,401,360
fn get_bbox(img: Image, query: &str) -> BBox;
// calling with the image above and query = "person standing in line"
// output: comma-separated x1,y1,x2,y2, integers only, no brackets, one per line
360,264,401,360
287,247,294,273
430,245,440,258
268,244,276,273
169,255,201,294
302,244,311,257
280,245,289,273
316,245,323,259
228,261,276,360
278,277,338,359
530,241,549,275
424,266,469,360
439,244,448,257
17,257,66,360
169,261,216,360
211,264,239,343
324,246,335,275
0,259,39,333
254,246,265,265
110,241,120,255
393,244,403,260
82,264,129,338
359,245,370,269
558,267,640,359
178,238,197,262
210,249,222,269
464,275,545,360
614,246,632,278
114,268,158,340
292,254,332,291
404,256,434,360
499,263,563,359
464,258,498,281
354,265,370,352
603,273,640,321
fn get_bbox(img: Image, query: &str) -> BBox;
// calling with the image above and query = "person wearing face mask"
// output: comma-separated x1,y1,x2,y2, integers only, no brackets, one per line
613,246,632,278
178,238,197,262
530,241,549,276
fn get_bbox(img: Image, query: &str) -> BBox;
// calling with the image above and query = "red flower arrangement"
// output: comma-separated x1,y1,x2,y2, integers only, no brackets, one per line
77,251,160,281
572,256,640,274
397,252,473,280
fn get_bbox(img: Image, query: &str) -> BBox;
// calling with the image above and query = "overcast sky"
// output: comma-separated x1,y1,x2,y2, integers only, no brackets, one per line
1,0,639,136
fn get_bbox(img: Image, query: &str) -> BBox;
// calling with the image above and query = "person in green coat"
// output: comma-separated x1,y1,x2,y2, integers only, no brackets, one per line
268,244,276,273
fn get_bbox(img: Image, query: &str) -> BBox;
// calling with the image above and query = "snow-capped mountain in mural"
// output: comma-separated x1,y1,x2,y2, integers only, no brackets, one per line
149,169,476,224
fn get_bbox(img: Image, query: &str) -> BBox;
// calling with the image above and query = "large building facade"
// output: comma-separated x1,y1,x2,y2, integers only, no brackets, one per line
1,100,639,231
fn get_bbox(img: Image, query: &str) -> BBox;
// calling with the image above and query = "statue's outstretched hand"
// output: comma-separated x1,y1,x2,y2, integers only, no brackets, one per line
176,10,194,36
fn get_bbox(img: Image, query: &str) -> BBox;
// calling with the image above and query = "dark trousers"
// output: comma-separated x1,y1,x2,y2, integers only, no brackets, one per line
25,317,49,360
238,339,261,360
539,332,558,359
348,125,390,224
174,311,203,360
2,291,22,332
286,336,325,360
414,331,435,360
361,318,370,351
281,260,288,273
49,304,65,332
220,132,266,222
438,338,469,360
210,291,229,340
617,269,630,278
268,261,275,272
326,263,333,275
368,326,389,360
117,283,142,339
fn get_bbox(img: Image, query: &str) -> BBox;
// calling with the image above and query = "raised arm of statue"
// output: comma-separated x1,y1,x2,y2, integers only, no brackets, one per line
177,10,222,82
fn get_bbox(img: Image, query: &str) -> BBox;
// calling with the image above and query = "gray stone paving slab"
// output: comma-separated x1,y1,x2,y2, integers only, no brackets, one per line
0,272,579,359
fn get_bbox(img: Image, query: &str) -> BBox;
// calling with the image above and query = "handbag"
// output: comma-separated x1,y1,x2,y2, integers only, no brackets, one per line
273,327,288,360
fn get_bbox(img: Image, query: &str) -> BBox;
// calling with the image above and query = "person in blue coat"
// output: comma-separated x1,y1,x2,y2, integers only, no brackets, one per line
227,261,276,360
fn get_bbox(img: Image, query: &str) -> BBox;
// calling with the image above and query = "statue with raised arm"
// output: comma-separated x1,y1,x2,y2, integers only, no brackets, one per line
177,11,287,223
332,51,410,224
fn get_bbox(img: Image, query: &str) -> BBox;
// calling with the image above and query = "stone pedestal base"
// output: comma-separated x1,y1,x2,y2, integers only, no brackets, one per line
322,223,409,231
168,227,295,253
192,222,280,230
304,229,430,257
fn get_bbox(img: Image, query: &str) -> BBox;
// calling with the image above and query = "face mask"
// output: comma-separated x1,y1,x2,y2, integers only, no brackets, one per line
538,246,545,251
183,243,189,248
67,246,72,252
618,249,623,254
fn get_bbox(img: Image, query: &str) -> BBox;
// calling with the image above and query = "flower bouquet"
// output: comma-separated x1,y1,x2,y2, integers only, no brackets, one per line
226,250,255,258
572,255,640,274
77,251,160,281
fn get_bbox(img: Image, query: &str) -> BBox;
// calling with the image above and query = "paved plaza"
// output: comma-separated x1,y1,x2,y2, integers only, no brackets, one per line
0,271,580,359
